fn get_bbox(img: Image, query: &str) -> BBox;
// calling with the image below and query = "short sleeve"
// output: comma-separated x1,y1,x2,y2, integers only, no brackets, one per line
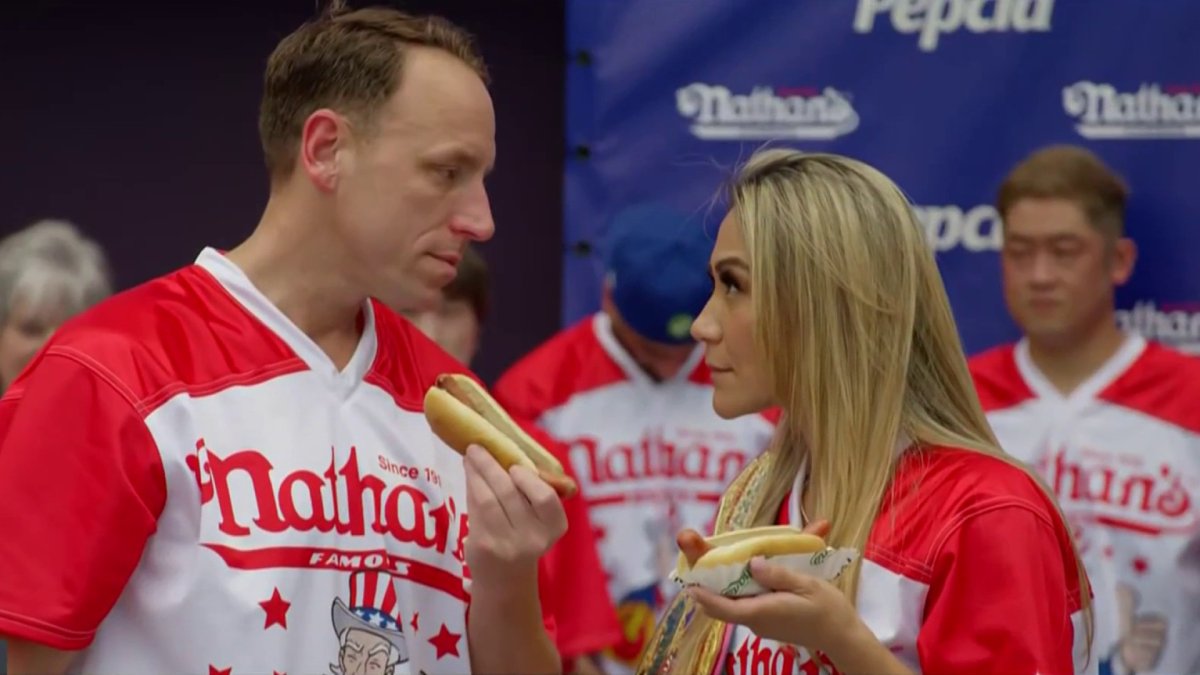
919,502,1085,675
0,351,166,649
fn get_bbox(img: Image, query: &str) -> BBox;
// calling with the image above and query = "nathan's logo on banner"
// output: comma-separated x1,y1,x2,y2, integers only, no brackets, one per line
675,83,859,141
912,204,1003,253
1117,301,1200,354
1063,81,1200,139
853,0,1054,53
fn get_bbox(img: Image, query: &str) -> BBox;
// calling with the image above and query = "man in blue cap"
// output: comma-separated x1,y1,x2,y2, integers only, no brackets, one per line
493,201,778,675
599,201,716,380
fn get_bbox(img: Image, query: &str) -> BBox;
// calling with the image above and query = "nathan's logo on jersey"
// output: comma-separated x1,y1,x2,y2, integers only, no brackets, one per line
186,439,470,601
1117,300,1200,355
727,634,839,675
1042,448,1197,536
912,203,1003,253
1063,81,1200,140
675,83,859,141
565,429,751,493
852,0,1054,53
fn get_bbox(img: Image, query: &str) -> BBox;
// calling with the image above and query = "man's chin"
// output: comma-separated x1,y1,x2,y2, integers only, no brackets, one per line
1023,324,1079,349
374,284,440,315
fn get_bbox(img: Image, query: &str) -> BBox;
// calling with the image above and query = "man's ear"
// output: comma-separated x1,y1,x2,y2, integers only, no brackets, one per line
1111,237,1138,287
299,108,346,193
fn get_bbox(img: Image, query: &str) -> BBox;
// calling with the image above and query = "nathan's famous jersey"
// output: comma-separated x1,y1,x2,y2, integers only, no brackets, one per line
0,248,556,675
971,336,1200,675
494,312,776,673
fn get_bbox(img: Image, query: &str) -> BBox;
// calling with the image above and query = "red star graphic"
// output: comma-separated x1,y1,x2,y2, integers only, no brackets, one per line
259,587,291,630
592,524,607,541
209,667,231,675
1103,546,1115,559
1132,557,1150,575
410,611,420,633
429,623,462,660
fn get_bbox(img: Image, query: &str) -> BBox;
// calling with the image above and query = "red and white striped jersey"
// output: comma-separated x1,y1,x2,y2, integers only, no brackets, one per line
970,336,1200,675
0,248,555,675
494,312,776,673
722,447,1094,675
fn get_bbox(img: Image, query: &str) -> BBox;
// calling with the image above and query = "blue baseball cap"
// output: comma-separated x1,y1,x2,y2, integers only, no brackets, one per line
602,202,715,345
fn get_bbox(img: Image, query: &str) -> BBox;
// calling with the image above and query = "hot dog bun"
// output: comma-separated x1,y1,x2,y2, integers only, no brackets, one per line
424,374,578,498
680,526,826,571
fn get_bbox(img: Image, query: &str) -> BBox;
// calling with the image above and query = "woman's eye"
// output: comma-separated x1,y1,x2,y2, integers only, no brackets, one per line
719,272,741,294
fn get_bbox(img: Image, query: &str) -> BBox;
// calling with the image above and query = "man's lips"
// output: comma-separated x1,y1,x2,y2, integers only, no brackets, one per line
430,251,462,267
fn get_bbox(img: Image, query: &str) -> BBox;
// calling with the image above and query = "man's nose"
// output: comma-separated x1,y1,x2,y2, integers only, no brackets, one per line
449,182,495,242
1029,251,1058,286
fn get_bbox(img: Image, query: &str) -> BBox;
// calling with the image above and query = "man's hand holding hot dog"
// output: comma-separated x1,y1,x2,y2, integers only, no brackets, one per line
464,443,568,674
424,375,572,674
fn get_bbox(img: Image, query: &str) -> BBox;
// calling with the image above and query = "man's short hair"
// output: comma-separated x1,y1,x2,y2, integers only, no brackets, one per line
444,245,489,322
996,144,1130,238
258,1,488,181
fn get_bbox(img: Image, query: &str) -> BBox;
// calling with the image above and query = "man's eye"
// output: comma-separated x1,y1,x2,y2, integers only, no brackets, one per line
434,166,460,183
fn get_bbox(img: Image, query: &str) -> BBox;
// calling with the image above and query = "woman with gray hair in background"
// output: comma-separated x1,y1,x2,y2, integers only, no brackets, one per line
0,219,112,391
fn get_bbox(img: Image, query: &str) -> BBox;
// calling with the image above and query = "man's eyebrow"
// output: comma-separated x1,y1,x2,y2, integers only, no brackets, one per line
432,147,493,173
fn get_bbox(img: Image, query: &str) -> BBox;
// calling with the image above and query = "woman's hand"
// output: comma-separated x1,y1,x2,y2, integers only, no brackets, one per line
686,556,860,655
684,519,861,655
679,520,914,674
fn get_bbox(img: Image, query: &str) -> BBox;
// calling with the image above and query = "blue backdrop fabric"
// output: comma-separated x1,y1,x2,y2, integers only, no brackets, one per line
563,0,1200,356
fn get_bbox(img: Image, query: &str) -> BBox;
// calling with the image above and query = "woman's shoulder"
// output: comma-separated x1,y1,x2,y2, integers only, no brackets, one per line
869,444,1072,576
891,443,1055,510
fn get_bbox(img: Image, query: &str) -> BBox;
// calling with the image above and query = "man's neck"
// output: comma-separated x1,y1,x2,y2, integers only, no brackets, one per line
1027,318,1127,396
225,194,366,369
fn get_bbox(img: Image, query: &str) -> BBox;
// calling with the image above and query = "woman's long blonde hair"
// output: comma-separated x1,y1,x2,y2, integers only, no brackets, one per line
662,148,1091,672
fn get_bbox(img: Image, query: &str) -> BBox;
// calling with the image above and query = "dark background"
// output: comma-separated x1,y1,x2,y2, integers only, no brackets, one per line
0,0,567,384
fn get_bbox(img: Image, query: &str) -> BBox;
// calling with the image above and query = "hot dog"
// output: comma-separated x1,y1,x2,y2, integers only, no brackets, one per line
677,525,826,571
424,373,578,498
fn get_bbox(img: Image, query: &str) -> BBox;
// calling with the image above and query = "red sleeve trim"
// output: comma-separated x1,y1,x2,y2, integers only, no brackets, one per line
0,609,97,651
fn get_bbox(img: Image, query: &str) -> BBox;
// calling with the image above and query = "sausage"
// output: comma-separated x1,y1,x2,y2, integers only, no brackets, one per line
677,528,711,568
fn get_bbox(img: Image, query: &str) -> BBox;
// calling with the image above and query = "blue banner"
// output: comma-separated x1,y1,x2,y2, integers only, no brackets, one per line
563,0,1200,356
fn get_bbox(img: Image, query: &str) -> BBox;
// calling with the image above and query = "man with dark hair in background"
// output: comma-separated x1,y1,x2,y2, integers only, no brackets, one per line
969,144,1200,675
0,4,568,674
406,244,490,365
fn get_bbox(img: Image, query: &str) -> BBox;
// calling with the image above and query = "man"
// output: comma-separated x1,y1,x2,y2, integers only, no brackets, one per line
493,201,777,675
969,145,1200,675
405,244,489,365
404,245,624,672
0,5,566,674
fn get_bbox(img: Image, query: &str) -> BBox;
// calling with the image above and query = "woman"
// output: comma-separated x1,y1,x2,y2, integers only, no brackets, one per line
0,219,112,390
637,149,1093,675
